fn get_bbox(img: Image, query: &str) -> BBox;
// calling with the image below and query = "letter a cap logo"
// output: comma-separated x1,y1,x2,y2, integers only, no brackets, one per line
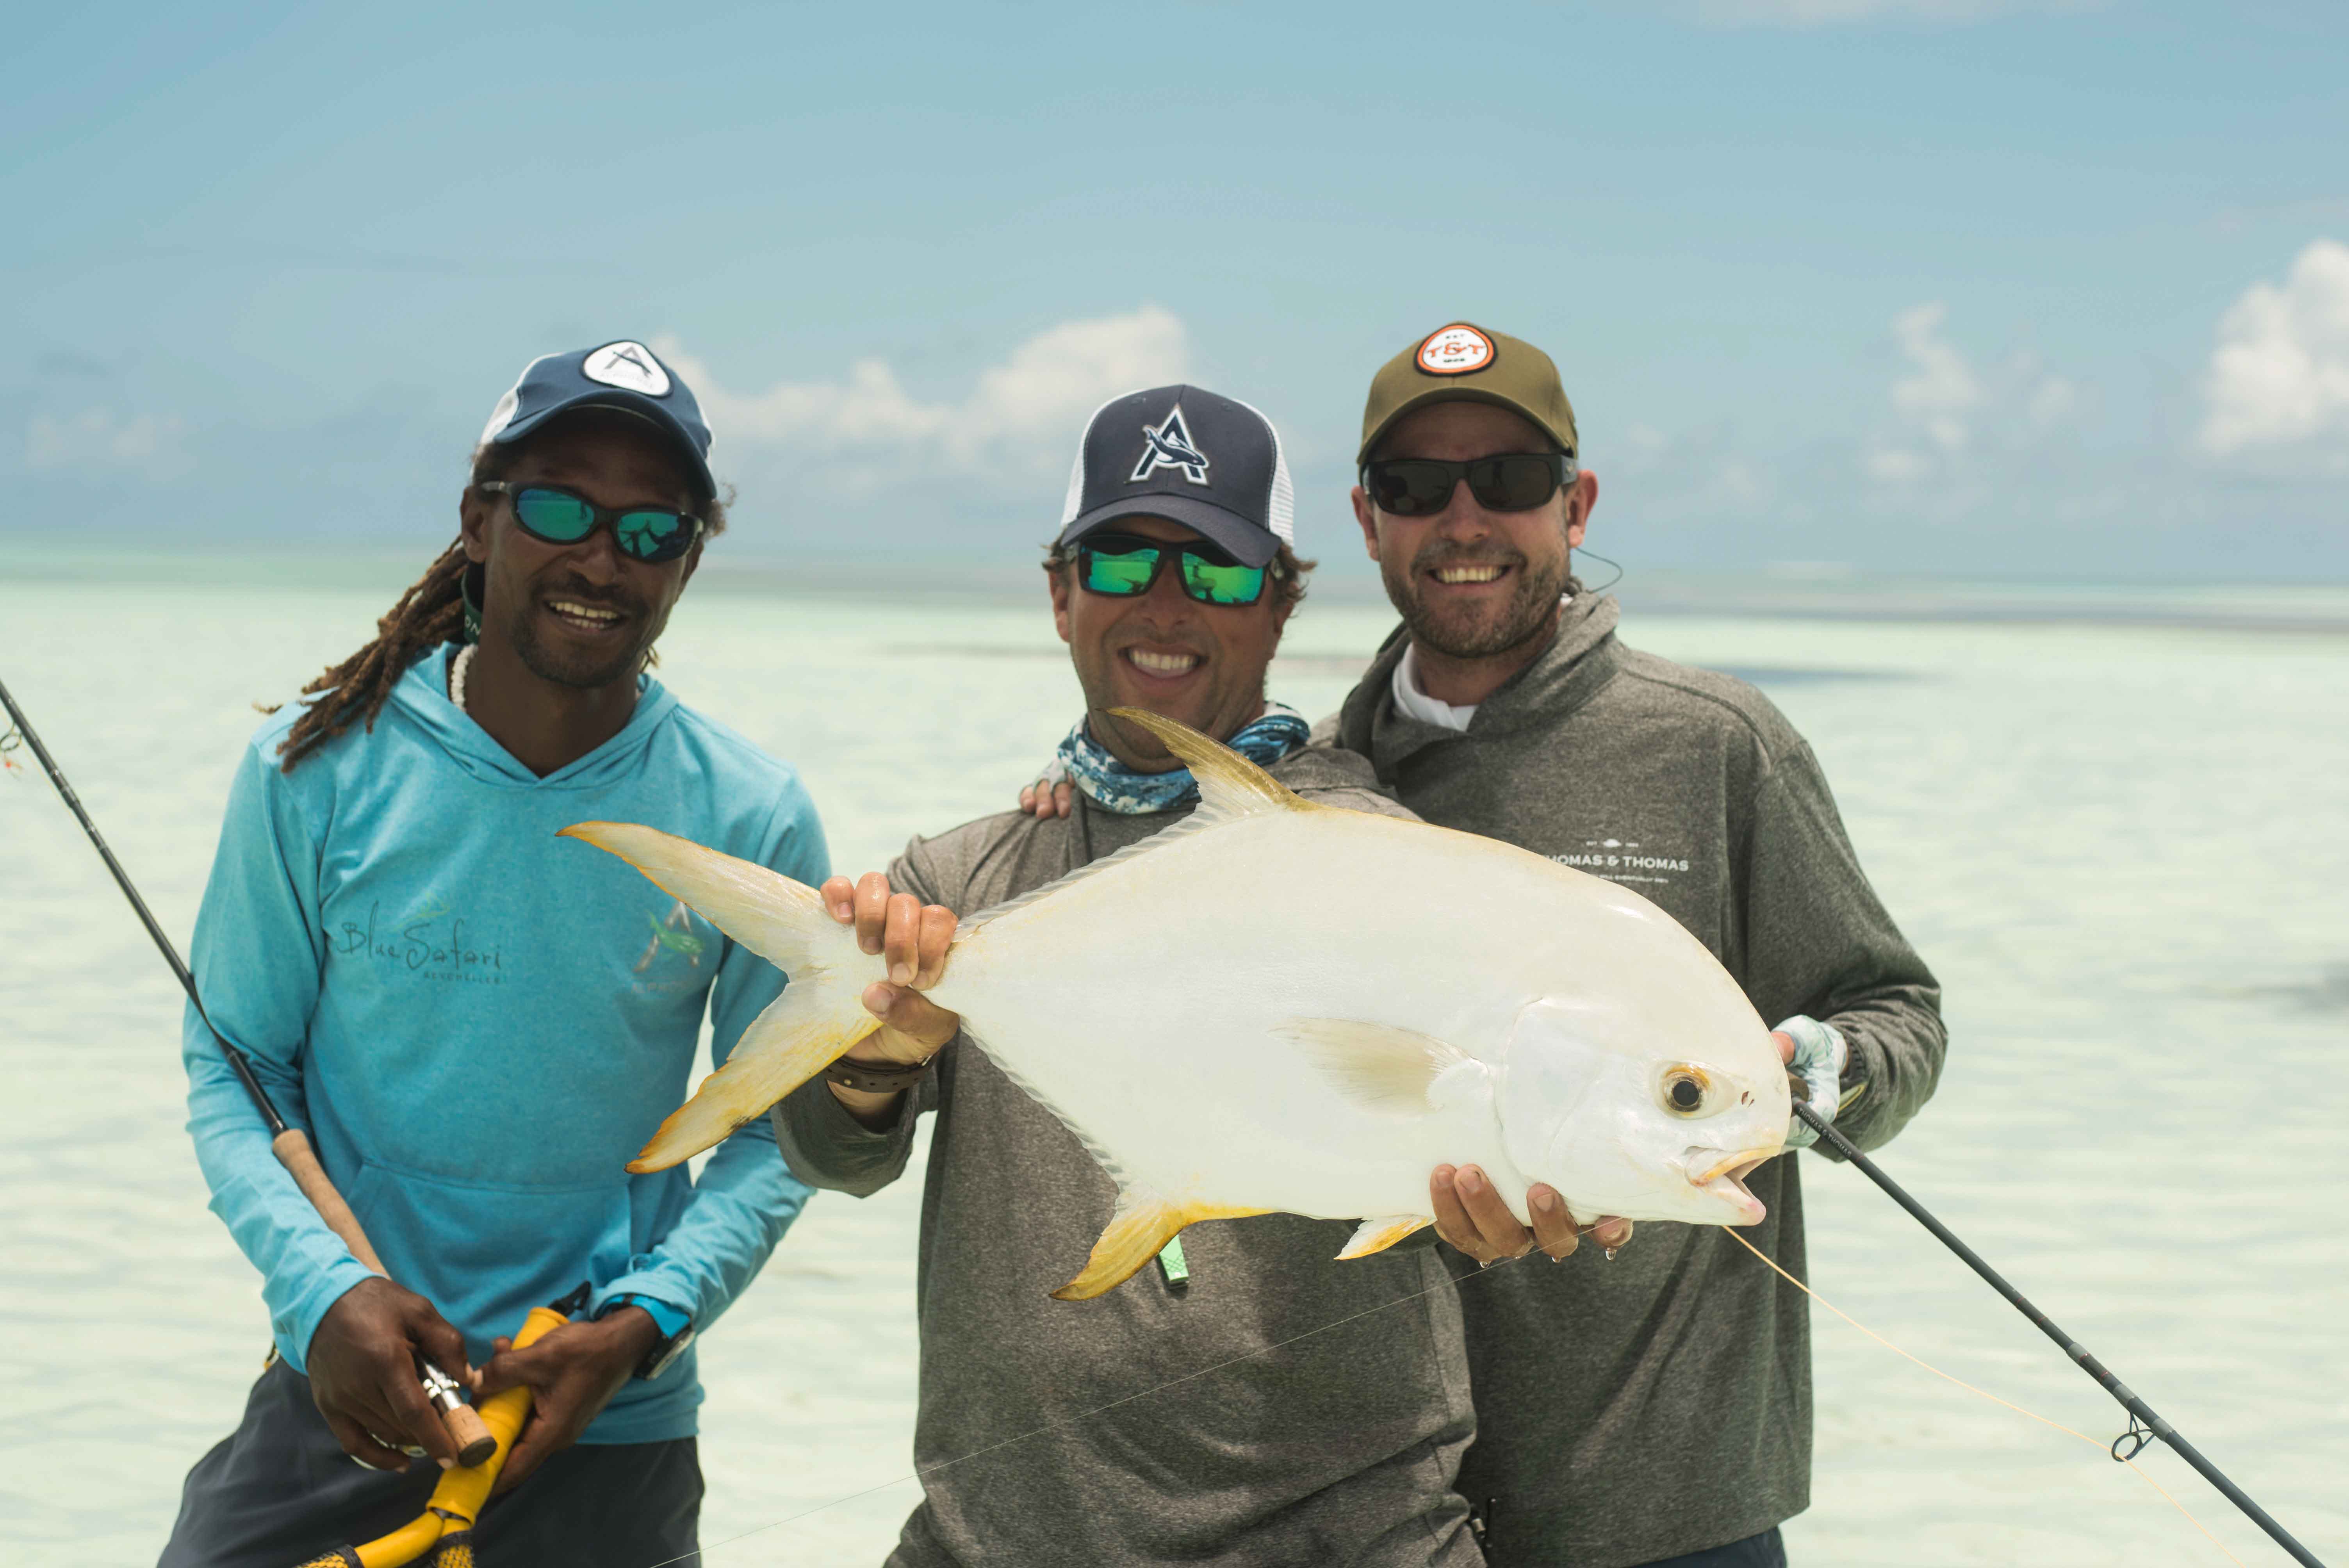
1130,406,1211,485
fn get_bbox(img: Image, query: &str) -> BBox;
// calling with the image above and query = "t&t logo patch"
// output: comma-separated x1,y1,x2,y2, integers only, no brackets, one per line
1417,324,1495,376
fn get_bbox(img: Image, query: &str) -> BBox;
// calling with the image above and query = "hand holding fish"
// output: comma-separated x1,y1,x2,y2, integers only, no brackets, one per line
1431,1164,1633,1265
818,873,960,1128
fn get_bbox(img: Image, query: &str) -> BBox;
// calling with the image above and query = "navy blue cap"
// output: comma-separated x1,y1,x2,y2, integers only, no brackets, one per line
478,340,716,500
1053,385,1294,569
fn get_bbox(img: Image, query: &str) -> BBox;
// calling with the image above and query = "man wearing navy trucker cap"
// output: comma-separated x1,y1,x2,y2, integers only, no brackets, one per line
772,386,1487,1567
160,341,827,1566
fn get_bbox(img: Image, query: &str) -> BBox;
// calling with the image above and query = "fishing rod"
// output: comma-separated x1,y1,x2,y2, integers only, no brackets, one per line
0,675,496,1469
1792,1101,2328,1568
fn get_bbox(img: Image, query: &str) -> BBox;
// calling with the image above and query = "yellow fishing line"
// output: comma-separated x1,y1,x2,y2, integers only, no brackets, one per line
1725,1228,2248,1567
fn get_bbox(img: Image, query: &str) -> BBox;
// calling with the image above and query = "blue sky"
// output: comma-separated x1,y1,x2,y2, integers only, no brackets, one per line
8,0,2345,584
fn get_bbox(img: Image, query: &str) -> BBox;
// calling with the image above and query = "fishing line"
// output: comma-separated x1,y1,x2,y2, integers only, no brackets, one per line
1724,1229,2249,1567
631,1238,1572,1568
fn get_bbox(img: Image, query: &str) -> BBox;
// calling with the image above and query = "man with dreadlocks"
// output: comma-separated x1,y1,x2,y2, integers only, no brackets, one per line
161,342,827,1568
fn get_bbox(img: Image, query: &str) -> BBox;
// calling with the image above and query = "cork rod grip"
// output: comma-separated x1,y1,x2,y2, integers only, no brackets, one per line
271,1128,388,1275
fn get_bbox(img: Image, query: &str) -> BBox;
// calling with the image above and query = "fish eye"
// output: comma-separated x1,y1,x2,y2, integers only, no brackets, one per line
1659,1066,1712,1117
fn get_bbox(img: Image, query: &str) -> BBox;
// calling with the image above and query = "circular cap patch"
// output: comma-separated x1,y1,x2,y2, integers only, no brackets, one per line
1416,324,1495,376
583,340,672,397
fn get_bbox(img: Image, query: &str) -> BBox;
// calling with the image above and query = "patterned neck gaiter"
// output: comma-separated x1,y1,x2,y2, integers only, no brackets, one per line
1053,702,1310,815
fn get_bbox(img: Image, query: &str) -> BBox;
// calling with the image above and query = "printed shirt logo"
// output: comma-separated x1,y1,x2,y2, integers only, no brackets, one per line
1417,324,1495,376
1551,836,1692,888
634,900,706,973
330,894,507,985
583,340,672,397
1130,406,1211,485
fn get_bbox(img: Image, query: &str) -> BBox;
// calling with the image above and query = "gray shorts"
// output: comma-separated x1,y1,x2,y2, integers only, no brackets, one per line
159,1358,700,1568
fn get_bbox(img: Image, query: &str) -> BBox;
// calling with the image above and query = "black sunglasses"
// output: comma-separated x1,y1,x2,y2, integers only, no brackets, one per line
480,481,704,564
1075,532,1272,606
1360,453,1574,517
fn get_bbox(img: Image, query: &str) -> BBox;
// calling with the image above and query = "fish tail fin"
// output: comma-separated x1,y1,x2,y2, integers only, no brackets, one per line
1051,1194,1270,1301
561,821,883,1172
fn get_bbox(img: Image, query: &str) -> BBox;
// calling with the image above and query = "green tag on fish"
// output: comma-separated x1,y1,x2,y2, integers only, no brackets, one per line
1156,1237,1189,1289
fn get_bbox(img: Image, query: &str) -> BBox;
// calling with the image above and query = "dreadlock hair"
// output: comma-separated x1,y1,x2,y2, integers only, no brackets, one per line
1041,537,1316,610
271,424,728,772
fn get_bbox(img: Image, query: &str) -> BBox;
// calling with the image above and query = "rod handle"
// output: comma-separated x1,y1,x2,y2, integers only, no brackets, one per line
271,1128,387,1275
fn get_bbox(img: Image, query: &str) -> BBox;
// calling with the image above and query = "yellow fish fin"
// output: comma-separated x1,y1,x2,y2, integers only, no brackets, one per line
629,996,880,1172
1337,1215,1434,1259
1107,707,1315,820
561,821,889,1172
1051,1196,1271,1301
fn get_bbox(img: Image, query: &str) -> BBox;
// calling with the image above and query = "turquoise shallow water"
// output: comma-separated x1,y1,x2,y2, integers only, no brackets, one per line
2,575,2344,1566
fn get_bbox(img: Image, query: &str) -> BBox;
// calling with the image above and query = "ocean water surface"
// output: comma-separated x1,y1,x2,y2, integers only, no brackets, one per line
2,571,2343,1566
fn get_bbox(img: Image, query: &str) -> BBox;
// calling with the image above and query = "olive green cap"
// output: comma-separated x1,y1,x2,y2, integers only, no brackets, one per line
1356,322,1578,467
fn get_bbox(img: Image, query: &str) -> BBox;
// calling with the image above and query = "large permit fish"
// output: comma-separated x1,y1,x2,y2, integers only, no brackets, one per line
564,709,1789,1299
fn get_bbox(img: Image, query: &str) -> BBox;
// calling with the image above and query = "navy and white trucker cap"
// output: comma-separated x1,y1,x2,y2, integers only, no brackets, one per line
478,340,716,499
1053,385,1295,569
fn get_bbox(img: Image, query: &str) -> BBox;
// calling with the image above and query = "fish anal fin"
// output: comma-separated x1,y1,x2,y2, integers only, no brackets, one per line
1281,1017,1476,1113
1338,1215,1434,1260
1106,707,1313,822
1051,1196,1271,1301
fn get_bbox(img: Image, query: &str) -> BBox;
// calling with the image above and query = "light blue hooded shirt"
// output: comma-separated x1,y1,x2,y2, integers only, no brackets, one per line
182,645,825,1443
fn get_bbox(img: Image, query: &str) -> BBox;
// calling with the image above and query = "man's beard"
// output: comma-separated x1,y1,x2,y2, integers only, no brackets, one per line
507,586,658,690
1384,540,1571,661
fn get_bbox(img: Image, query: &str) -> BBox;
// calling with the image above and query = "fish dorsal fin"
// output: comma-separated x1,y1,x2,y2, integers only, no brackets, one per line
1107,707,1313,825
1281,1018,1479,1113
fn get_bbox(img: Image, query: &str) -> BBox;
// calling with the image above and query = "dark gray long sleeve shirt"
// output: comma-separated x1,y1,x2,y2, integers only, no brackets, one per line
773,744,1483,1568
1333,593,1947,1568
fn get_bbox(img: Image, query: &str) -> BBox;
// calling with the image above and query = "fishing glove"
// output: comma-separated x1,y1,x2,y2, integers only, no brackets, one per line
1775,1014,1847,1150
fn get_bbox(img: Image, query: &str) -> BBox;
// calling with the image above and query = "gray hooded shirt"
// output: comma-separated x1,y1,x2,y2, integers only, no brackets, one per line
773,743,1483,1568
1334,592,1946,1568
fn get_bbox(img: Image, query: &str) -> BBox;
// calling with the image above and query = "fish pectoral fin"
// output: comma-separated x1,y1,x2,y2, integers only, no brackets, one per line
1280,1018,1477,1113
1051,1196,1271,1301
1337,1215,1434,1260
1105,708,1313,821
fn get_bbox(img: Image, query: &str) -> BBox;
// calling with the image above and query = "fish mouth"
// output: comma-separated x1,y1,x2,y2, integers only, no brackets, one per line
1684,1146,1777,1224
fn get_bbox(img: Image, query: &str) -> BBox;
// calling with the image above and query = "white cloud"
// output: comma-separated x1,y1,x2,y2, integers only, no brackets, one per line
2198,237,2349,463
658,305,1188,479
25,409,187,473
1888,302,1983,451
1864,303,2082,487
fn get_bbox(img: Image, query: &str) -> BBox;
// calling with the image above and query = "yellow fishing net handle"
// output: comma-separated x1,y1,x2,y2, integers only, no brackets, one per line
351,1303,571,1568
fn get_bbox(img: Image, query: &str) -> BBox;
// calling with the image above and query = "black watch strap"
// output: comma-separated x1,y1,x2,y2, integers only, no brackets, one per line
824,1055,933,1094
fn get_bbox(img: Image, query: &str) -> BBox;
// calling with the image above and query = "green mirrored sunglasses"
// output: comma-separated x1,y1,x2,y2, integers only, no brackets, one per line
480,482,704,563
1076,532,1270,607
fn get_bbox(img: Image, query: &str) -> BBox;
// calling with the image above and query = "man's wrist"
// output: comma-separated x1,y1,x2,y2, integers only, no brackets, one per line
594,1295,693,1379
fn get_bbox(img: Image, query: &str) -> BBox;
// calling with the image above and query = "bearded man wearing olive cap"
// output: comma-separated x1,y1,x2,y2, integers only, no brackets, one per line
1335,323,1947,1568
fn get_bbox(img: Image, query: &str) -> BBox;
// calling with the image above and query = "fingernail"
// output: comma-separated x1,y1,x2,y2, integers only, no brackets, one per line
890,960,913,985
863,985,891,1017
437,1457,454,1470
1532,1189,1558,1215
1458,1168,1484,1195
